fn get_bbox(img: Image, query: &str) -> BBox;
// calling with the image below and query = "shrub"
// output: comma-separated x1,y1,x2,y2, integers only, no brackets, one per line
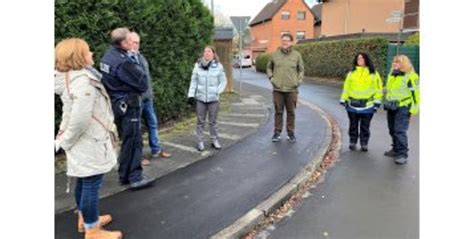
294,37,389,80
255,53,270,73
55,0,214,133
405,32,420,46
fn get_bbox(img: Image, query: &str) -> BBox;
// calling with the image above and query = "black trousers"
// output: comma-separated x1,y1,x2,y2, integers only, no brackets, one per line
387,106,410,158
347,111,374,145
112,102,144,184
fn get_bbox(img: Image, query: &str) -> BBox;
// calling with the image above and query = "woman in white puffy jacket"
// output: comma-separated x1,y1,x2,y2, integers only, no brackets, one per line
187,46,227,151
54,38,122,239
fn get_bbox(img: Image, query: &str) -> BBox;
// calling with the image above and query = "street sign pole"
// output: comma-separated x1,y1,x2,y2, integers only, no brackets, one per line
397,14,404,55
230,16,251,94
239,21,243,92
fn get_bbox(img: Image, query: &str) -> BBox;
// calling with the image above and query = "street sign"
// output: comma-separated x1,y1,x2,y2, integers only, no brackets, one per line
390,10,403,18
230,16,251,32
385,17,401,23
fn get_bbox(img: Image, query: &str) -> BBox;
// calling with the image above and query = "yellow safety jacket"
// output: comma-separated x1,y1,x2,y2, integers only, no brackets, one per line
385,71,420,114
340,66,383,109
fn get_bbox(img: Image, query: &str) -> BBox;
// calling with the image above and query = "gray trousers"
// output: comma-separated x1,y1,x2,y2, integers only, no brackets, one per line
196,100,220,142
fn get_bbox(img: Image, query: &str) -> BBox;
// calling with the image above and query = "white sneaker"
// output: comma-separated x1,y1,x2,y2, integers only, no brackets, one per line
197,142,205,151
212,140,222,149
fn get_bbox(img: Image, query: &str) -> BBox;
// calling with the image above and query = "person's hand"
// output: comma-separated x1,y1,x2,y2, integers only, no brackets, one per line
56,130,64,140
187,97,195,105
374,102,381,109
339,100,347,107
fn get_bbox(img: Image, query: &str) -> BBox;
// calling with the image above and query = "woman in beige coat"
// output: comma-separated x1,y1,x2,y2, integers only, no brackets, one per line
55,38,122,239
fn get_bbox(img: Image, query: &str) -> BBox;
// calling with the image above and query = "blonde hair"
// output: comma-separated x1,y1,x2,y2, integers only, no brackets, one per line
204,45,220,62
391,54,414,73
55,38,91,72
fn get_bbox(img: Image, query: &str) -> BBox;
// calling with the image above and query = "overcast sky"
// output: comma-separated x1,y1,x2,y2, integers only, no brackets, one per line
202,0,319,21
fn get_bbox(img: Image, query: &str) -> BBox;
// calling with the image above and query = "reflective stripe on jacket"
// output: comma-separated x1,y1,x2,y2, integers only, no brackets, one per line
385,71,420,114
340,66,383,112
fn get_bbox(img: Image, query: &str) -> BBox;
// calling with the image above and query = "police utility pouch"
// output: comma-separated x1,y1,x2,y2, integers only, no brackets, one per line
383,101,399,111
349,99,368,108
125,93,141,108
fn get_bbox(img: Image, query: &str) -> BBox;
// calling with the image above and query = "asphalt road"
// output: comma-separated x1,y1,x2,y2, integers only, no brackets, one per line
237,68,419,239
55,79,329,239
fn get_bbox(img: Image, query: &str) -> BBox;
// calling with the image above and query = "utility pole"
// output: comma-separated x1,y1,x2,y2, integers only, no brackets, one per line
344,0,349,34
211,0,214,16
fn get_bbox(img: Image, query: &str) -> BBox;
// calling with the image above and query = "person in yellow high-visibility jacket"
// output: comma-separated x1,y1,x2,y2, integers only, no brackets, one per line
340,53,383,151
383,55,420,165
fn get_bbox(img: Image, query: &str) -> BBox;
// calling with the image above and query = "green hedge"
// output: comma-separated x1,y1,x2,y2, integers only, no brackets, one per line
294,37,389,80
405,32,420,46
255,53,270,73
55,0,213,133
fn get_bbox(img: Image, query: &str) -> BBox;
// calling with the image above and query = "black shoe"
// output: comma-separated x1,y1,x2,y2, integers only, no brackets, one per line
394,156,408,165
349,143,356,151
130,176,155,190
287,134,296,143
361,144,368,152
119,180,130,186
272,132,281,142
384,149,397,157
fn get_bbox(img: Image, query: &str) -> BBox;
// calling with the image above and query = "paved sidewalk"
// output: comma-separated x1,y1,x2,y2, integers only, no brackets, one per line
55,91,270,214
55,81,330,239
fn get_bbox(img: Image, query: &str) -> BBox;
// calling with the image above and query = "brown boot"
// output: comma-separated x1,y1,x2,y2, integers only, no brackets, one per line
85,224,122,239
78,213,112,233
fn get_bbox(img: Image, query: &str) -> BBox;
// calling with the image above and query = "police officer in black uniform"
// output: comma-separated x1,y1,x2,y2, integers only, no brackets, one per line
100,27,154,190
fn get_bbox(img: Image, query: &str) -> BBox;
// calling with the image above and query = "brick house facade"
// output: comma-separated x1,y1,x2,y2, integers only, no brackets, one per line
249,0,315,58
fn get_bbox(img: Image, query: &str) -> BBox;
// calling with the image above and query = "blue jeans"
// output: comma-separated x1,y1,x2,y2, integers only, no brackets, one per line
141,98,161,154
387,106,411,158
75,174,103,228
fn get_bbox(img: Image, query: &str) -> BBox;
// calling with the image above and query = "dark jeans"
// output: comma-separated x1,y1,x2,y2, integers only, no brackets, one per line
387,106,411,158
141,98,161,154
196,100,220,142
75,174,103,227
273,91,298,135
113,103,143,184
347,111,374,145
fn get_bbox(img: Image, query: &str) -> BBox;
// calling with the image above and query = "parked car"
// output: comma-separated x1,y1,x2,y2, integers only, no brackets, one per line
233,54,253,68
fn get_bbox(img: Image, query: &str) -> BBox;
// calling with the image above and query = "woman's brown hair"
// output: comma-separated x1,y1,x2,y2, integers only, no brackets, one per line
55,38,91,72
204,45,220,62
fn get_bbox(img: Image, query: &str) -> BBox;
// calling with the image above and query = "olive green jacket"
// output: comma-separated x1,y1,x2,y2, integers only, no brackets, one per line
266,48,304,92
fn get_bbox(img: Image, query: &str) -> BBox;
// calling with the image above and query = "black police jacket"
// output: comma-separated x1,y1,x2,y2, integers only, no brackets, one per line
99,46,148,101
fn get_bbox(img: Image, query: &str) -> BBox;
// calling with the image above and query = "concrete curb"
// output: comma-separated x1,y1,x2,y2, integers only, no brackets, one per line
55,92,271,214
209,99,339,239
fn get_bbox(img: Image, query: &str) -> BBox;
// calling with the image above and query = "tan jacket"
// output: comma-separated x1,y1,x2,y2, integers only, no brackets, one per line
55,68,117,177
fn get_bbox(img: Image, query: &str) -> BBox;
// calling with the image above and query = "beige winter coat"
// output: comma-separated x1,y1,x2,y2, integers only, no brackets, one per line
55,68,118,177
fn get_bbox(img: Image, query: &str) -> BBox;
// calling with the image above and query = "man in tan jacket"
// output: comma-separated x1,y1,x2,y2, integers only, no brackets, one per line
267,33,304,143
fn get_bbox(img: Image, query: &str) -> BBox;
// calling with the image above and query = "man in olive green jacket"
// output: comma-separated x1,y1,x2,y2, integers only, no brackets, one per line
267,33,304,143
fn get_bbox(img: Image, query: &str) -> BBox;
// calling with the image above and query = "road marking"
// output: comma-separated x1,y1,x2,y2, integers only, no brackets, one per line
161,141,211,157
219,121,259,128
220,113,265,118
233,106,266,110
241,98,260,105
204,131,240,140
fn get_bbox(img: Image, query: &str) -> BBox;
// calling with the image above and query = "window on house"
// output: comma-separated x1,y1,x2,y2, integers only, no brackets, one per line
296,31,305,41
281,11,290,20
297,11,306,20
